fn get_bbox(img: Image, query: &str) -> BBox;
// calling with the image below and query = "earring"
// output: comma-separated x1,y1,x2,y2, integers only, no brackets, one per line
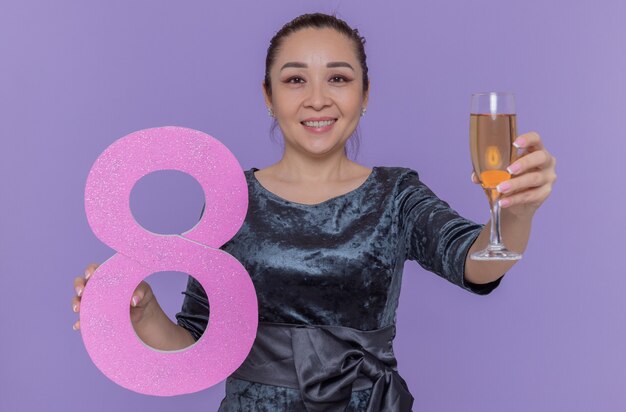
268,107,275,118
360,107,367,117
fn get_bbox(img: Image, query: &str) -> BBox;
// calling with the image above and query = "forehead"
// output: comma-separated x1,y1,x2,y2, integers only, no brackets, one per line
274,27,358,66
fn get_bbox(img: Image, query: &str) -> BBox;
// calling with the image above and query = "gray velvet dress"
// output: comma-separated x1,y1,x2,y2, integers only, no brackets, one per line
175,166,503,411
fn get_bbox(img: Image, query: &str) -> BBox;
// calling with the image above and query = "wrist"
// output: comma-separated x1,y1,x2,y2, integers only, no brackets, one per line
502,204,536,222
133,297,160,327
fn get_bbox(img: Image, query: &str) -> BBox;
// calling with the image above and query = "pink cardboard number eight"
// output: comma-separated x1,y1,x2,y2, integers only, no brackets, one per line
82,126,258,396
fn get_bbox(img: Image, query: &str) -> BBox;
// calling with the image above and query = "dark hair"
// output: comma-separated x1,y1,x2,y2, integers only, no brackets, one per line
264,13,369,160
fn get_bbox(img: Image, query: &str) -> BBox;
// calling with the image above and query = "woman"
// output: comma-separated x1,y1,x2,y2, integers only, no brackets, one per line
72,13,557,411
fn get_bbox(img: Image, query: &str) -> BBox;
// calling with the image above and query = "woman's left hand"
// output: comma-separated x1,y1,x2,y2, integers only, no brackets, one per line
471,131,557,218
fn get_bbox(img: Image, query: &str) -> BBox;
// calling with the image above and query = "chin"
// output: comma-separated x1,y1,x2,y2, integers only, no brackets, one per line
303,142,346,157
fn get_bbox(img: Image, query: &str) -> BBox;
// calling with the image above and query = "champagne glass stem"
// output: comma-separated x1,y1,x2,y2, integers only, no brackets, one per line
471,190,521,260
488,195,504,249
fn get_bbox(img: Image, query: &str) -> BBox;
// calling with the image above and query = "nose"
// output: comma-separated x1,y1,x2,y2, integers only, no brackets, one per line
304,79,331,111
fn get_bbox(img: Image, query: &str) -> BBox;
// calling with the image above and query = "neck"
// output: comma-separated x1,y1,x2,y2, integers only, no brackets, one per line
273,147,356,184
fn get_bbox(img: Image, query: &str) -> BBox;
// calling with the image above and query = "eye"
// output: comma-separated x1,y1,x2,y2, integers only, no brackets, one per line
330,75,350,83
286,76,305,84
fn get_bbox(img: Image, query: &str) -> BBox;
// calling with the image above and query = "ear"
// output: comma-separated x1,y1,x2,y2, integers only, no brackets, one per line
363,80,370,108
262,81,272,109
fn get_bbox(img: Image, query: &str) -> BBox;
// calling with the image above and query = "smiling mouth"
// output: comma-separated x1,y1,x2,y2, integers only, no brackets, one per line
301,119,337,127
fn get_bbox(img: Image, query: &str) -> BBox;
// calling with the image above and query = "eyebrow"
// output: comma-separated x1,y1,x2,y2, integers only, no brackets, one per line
280,61,355,71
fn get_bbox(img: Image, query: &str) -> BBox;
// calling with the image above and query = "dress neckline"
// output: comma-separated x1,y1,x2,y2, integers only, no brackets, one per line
249,166,379,207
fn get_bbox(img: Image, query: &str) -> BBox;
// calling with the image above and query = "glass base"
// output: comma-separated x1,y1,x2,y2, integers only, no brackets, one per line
470,245,522,261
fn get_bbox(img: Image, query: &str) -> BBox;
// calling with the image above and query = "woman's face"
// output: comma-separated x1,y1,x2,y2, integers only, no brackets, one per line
264,27,369,157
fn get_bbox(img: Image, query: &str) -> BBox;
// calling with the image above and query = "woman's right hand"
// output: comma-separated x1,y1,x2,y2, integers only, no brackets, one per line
72,263,155,331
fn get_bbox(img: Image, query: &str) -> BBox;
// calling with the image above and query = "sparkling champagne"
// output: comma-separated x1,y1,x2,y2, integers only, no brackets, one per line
470,113,518,205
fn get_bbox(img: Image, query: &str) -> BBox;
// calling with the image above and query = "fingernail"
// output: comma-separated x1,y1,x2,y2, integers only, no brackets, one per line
507,163,521,174
497,182,511,193
72,323,77,331
132,296,139,307
73,303,78,312
85,269,91,279
76,286,83,297
499,198,510,207
513,137,525,148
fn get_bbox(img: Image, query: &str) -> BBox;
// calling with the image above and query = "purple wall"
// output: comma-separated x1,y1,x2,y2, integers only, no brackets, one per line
1,0,624,410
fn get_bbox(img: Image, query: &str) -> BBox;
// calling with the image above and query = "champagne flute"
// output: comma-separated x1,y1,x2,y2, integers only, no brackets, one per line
469,92,522,260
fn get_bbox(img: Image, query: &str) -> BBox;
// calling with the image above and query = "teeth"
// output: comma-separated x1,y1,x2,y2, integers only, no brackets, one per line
303,119,336,127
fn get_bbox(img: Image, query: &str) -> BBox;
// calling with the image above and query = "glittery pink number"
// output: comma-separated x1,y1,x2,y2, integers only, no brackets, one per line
82,126,258,396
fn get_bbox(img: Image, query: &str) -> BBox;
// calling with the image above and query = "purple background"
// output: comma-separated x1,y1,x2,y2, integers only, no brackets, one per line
1,0,624,410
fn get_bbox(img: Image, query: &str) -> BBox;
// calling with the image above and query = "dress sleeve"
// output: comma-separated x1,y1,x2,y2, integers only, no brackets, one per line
175,276,209,342
175,203,210,341
396,168,503,295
